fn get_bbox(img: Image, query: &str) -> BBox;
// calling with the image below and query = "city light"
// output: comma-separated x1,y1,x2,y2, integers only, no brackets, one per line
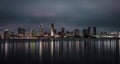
0,23,120,39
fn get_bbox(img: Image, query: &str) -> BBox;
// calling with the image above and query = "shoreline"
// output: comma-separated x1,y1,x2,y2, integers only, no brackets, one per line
0,37,119,40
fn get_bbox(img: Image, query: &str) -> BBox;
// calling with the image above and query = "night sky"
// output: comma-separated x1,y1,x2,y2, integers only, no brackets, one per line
0,0,120,33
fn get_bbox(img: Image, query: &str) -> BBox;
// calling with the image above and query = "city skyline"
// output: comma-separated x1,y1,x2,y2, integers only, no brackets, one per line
0,1,120,64
0,23,98,34
1,23,120,39
0,22,119,34
2,23,97,38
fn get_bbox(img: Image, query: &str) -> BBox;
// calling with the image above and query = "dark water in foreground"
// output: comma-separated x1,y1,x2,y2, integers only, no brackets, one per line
0,38,120,64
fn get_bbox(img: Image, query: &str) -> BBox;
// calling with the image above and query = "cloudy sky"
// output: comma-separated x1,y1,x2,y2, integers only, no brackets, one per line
0,0,120,33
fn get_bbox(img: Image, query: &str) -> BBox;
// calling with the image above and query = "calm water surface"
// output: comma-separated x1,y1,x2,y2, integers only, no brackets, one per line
0,38,120,64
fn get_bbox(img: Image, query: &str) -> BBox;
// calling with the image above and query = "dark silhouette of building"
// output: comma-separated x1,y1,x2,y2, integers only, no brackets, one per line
44,31,48,35
61,27,65,33
93,27,96,35
82,29,89,38
18,27,26,34
0,34,1,39
74,29,80,37
66,31,70,37
61,27,65,37
40,24,44,37
58,31,62,36
88,27,91,37
70,31,74,36
10,32,15,38
54,29,57,35
18,27,21,34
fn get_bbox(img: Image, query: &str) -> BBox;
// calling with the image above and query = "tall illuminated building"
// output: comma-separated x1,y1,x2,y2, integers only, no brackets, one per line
4,29,10,39
40,24,44,37
50,23,55,37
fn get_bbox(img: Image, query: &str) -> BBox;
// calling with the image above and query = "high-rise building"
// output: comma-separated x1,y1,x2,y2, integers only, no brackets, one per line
88,27,91,37
18,27,25,34
54,29,57,35
61,27,65,33
66,31,70,37
28,28,32,37
82,29,88,38
61,27,65,37
18,27,22,34
50,23,55,37
4,29,10,39
93,27,96,35
32,29,37,36
40,24,44,37
74,29,80,37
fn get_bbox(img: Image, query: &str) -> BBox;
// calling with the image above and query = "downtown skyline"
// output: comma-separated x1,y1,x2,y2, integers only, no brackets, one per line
0,1,120,64
1,23,120,39
2,23,97,39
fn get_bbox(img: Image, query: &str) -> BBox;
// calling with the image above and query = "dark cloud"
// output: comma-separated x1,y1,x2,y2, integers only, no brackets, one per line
0,0,120,32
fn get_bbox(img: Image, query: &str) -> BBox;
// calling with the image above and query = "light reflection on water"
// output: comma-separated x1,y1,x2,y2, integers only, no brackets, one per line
0,39,119,64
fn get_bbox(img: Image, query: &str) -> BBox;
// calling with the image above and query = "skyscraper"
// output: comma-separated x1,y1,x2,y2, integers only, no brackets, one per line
4,29,10,39
50,23,55,37
74,29,80,37
18,27,25,34
93,27,96,35
28,28,32,37
82,29,88,38
88,27,91,37
40,24,44,37
61,27,65,33
61,27,65,37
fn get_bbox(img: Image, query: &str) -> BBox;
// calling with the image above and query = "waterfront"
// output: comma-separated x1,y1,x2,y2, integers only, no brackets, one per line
0,38,119,64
